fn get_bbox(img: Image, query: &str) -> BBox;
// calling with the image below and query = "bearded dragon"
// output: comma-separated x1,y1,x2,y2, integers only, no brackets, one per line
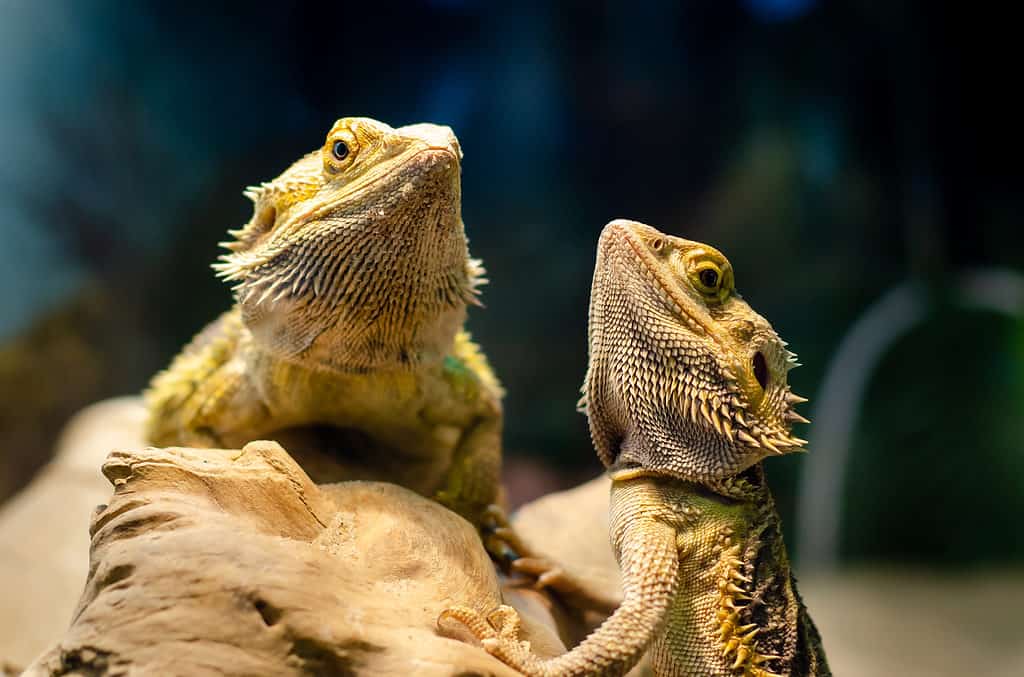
145,117,505,531
441,220,829,676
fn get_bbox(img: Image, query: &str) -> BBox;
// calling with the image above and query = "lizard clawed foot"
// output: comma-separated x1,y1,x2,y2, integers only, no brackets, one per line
510,556,573,592
438,605,544,675
480,505,615,612
512,556,619,614
480,504,534,565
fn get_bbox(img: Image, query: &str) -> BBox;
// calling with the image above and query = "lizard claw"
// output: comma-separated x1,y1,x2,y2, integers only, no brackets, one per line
513,556,620,615
480,504,533,565
479,506,616,614
438,605,501,643
485,605,522,637
438,604,523,643
440,606,548,671
439,604,541,673
482,507,612,610
510,557,569,591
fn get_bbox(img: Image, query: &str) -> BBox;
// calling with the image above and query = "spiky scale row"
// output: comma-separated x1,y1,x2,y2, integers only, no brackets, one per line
713,540,782,677
674,376,808,456
213,235,487,318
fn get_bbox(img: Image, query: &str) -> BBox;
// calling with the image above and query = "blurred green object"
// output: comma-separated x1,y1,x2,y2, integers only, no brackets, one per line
799,273,1024,568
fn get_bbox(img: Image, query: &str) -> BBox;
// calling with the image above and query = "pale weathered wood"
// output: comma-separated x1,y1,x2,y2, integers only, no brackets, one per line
0,397,147,666
22,441,562,676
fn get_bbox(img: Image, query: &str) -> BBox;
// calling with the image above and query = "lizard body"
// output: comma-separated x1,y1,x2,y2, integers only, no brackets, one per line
441,220,828,676
146,118,501,523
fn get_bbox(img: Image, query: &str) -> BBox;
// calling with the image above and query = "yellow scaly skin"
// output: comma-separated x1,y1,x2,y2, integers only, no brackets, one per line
146,118,506,532
441,220,829,676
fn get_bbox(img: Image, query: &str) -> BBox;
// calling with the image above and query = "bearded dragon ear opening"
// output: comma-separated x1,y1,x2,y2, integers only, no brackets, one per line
753,350,769,390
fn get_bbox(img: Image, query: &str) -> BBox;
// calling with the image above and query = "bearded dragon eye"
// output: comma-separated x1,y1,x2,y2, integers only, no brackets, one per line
332,140,350,161
753,351,769,390
699,269,719,289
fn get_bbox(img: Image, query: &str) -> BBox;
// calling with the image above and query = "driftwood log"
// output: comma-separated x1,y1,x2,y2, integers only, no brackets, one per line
3,400,1019,675
22,441,571,676
0,398,146,666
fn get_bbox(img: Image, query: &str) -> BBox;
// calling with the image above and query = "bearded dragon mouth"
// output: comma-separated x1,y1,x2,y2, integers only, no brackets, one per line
606,465,663,482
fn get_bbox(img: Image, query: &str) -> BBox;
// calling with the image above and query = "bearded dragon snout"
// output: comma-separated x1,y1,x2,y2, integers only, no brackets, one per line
603,218,654,238
415,147,461,176
398,121,461,157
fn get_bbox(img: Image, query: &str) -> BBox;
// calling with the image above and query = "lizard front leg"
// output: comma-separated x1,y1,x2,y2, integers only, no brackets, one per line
432,417,598,602
439,516,680,676
477,506,622,615
147,353,270,448
432,414,524,562
434,415,617,609
434,414,503,525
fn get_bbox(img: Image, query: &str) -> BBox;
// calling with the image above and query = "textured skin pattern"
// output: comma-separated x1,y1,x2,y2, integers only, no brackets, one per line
145,118,503,524
441,221,828,676
585,220,806,481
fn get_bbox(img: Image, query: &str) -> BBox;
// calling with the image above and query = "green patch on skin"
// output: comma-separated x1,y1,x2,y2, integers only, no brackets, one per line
442,355,480,401
443,355,469,377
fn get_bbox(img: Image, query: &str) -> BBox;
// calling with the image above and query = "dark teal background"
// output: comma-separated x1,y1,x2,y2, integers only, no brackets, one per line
0,0,1020,566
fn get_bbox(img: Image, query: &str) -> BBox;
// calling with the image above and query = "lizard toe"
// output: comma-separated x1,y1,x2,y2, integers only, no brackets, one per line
485,604,522,638
437,606,499,643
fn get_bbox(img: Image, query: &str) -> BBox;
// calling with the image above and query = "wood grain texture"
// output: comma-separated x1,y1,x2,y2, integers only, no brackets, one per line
22,440,561,676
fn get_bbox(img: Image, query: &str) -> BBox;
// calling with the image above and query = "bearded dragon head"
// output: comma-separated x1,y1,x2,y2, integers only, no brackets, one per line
582,219,809,482
213,117,485,371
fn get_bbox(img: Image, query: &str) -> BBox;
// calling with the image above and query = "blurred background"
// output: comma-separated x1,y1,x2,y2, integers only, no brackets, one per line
0,0,1022,672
